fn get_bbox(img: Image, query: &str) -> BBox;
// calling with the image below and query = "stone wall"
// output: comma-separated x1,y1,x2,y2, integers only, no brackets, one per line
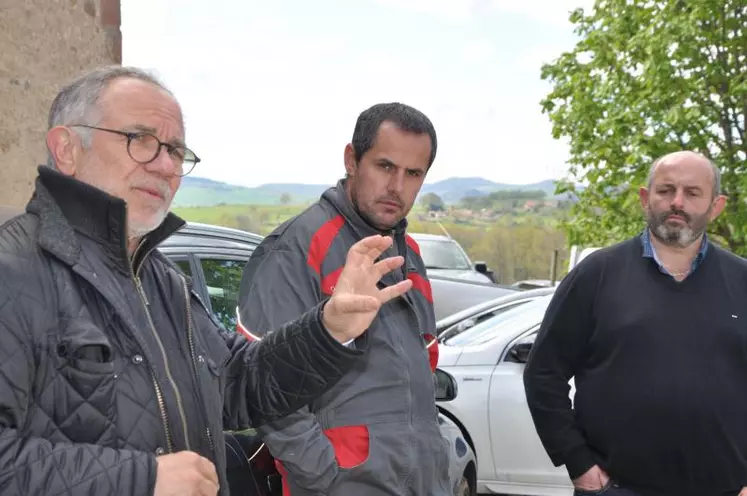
0,0,121,207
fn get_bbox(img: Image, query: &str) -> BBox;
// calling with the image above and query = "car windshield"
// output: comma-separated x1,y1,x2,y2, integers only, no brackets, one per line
438,299,535,342
443,295,552,347
417,239,471,270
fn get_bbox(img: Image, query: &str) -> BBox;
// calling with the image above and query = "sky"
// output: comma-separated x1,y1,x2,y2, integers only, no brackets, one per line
121,0,594,187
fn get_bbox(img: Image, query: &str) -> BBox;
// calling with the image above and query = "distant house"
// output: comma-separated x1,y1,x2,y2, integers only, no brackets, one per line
523,199,559,210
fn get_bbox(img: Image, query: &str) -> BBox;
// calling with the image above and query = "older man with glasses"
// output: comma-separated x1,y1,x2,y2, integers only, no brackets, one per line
0,66,414,496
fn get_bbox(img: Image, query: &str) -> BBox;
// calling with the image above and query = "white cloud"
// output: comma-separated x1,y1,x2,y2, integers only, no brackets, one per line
122,0,579,187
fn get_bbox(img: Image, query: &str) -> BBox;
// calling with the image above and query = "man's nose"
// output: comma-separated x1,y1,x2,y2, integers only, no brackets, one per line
388,170,405,193
671,189,686,210
146,146,181,176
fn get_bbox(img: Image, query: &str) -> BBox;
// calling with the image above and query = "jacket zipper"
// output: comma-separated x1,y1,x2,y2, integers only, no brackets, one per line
130,243,192,453
180,276,215,454
151,376,173,453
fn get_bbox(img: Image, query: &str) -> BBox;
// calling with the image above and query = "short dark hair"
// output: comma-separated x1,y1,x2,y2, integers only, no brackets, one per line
351,102,437,168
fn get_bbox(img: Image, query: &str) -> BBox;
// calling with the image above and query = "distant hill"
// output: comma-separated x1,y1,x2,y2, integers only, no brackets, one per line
173,177,317,207
173,175,563,207
420,177,558,203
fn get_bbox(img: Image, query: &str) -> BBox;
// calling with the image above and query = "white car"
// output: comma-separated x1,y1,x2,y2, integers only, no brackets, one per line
436,294,576,496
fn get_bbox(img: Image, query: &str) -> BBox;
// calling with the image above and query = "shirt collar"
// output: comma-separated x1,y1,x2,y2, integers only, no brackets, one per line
641,228,708,275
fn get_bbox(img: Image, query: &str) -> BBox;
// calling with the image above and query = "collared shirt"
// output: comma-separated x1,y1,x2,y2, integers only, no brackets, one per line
641,229,708,277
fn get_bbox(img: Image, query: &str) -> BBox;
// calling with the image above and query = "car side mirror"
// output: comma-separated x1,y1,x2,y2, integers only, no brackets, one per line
508,343,532,363
507,334,536,364
474,261,496,282
434,368,458,401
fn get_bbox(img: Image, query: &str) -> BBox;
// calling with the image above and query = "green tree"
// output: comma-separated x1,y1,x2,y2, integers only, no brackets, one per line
279,193,292,205
420,192,445,211
542,0,747,253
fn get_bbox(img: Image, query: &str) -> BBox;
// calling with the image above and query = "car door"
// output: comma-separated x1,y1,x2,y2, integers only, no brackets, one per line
488,328,574,494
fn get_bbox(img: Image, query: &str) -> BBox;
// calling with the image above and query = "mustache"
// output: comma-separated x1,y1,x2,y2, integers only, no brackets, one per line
377,196,403,207
132,181,172,200
655,208,690,223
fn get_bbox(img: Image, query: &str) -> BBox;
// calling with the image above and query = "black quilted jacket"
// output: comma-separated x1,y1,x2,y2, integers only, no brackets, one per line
0,167,361,496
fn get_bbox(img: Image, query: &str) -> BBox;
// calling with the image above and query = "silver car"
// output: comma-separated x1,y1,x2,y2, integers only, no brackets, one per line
409,232,495,283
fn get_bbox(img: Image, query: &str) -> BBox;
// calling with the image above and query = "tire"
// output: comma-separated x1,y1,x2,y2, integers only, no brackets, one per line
455,475,471,496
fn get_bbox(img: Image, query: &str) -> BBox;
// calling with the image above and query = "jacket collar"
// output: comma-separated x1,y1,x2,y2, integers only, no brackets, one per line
322,178,408,240
26,166,185,273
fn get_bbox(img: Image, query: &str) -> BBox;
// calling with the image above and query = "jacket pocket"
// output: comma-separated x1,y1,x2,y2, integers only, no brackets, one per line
323,426,398,496
51,323,118,445
574,480,615,495
325,425,370,470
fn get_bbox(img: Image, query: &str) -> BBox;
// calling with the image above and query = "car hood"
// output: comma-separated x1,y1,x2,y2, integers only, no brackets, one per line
426,268,492,283
436,343,463,366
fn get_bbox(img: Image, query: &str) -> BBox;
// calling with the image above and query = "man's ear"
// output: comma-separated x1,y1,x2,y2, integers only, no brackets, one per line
710,194,727,220
344,143,357,178
639,186,650,211
46,126,81,175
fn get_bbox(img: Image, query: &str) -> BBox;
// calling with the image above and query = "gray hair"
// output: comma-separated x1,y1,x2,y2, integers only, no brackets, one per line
646,152,721,198
46,65,175,167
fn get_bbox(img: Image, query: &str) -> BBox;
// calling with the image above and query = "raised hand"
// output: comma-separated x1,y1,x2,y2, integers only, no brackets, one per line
322,234,412,343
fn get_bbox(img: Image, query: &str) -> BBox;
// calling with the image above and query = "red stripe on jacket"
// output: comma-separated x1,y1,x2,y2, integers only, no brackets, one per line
321,266,343,296
405,234,420,256
407,272,433,304
306,215,345,275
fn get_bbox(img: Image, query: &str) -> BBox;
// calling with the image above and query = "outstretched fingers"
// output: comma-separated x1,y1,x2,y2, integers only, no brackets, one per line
377,279,413,303
335,294,381,314
347,235,394,266
371,256,405,279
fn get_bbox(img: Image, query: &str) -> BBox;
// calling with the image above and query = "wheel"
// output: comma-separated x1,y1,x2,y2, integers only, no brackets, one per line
455,475,471,496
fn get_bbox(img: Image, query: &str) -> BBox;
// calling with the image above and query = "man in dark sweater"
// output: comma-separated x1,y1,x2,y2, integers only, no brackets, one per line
523,151,747,496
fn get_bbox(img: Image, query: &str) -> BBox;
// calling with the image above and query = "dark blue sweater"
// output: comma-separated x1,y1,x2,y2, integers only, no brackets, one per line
524,236,747,496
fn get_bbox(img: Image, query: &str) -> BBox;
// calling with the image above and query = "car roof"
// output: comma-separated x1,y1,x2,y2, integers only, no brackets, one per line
160,222,264,249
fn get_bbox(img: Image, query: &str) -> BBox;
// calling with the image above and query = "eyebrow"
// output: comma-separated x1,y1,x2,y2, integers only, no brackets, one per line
130,124,186,148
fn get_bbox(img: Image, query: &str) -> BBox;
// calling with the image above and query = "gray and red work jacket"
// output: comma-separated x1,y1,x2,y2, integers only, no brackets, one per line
237,180,450,495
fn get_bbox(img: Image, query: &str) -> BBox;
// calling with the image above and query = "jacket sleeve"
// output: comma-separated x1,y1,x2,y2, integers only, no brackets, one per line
234,245,345,492
0,264,156,496
522,262,598,480
221,298,361,428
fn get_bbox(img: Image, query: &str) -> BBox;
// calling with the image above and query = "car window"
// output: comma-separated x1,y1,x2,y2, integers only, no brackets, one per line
199,258,246,331
173,259,192,277
443,295,552,347
418,239,471,270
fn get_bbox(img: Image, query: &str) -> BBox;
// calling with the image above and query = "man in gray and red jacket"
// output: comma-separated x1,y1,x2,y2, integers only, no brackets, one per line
237,102,450,496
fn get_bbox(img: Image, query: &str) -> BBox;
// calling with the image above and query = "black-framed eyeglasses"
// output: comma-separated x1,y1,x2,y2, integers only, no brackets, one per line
70,124,201,177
